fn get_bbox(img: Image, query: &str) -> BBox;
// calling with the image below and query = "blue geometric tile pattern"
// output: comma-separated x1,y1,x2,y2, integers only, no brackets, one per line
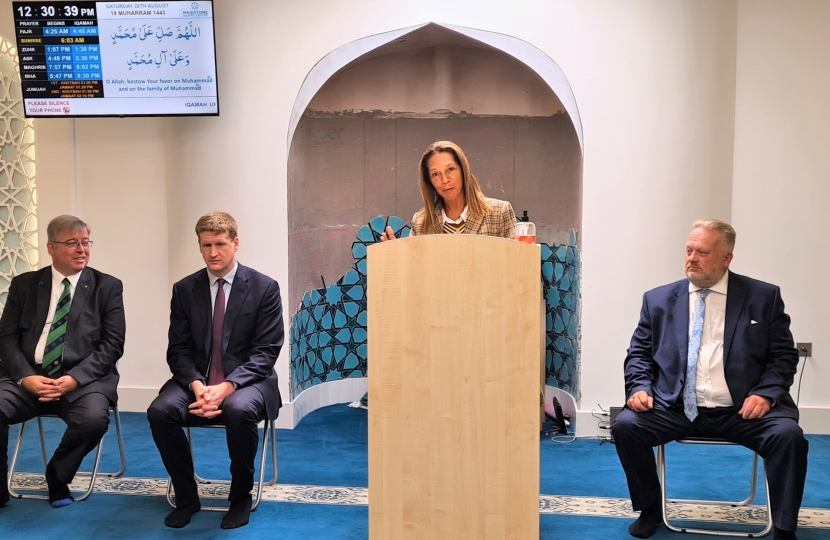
289,216,409,398
541,229,580,396
289,217,580,401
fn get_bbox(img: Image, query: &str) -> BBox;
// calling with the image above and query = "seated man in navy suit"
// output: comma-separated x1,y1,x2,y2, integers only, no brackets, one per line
148,211,283,529
612,219,808,540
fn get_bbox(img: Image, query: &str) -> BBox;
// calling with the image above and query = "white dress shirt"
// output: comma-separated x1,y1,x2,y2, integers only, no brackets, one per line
688,271,733,408
34,267,82,364
441,205,468,225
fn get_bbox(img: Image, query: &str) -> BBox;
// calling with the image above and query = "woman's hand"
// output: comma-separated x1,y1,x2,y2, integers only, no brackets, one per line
379,226,396,242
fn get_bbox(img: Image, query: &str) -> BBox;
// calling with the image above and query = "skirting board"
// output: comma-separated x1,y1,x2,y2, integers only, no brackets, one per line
575,405,830,437
117,378,368,429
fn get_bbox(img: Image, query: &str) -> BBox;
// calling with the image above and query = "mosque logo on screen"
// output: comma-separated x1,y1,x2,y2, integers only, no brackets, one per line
183,2,208,17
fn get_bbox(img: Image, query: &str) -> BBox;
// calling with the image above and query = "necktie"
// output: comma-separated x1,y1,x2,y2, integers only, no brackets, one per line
208,278,226,386
43,278,71,377
683,288,711,422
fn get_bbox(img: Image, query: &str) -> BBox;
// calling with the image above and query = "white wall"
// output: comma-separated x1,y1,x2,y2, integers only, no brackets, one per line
73,118,170,407
560,1,739,426
731,0,830,432
2,0,828,432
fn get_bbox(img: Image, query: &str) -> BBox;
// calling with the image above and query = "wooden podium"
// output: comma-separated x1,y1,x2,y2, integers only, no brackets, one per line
367,235,541,540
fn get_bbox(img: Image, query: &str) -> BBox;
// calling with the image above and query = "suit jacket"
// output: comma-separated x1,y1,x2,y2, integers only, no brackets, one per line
0,266,125,404
624,271,800,420
410,197,517,238
166,263,283,419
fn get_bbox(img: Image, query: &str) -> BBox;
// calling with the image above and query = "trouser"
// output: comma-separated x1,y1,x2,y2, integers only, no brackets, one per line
0,379,110,500
147,379,265,506
612,406,808,532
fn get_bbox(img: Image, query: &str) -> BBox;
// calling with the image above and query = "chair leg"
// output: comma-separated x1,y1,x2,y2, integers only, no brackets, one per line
111,407,128,477
7,422,30,499
266,419,278,486
663,448,759,507
659,443,773,537
248,420,278,506
165,472,177,508
37,417,48,467
76,407,127,478
167,421,278,511
74,436,104,501
761,464,773,535
7,416,107,501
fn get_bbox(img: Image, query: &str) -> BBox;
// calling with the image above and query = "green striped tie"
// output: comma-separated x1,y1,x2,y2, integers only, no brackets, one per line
42,278,71,377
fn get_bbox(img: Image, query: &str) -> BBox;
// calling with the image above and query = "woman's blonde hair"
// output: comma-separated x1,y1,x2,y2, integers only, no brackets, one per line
416,141,490,233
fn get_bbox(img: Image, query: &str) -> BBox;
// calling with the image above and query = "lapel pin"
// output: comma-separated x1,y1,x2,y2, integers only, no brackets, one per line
38,281,44,286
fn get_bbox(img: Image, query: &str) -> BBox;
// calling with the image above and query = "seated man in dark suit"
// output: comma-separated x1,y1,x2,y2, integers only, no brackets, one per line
147,211,283,530
612,219,808,540
0,215,125,509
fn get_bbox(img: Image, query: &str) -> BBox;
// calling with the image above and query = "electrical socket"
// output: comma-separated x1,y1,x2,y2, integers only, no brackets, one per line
796,342,812,357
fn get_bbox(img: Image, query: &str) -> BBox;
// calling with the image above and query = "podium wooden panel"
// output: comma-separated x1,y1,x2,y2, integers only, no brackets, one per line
368,235,541,540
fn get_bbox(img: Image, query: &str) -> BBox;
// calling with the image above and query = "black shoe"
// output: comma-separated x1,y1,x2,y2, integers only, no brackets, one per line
774,527,798,540
629,502,662,538
221,494,252,529
164,500,201,528
45,463,74,508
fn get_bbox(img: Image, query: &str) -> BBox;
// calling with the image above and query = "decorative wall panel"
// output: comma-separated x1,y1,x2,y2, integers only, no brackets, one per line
541,230,580,396
0,37,38,308
289,217,580,400
289,216,409,397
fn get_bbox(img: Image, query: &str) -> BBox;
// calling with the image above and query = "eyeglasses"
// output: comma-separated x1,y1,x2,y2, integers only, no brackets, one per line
51,240,93,248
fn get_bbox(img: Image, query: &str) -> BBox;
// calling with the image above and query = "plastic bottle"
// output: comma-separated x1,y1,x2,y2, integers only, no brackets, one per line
516,210,536,244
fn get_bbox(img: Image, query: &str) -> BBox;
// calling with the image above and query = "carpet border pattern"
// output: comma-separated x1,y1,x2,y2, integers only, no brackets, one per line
10,474,830,529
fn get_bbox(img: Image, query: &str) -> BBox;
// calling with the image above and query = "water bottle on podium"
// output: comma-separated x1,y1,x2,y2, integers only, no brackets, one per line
516,210,536,244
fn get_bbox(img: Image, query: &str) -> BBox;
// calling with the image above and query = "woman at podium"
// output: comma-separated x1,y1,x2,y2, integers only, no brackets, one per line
380,141,517,240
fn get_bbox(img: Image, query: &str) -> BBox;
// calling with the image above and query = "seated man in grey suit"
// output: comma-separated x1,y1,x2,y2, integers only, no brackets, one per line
612,219,808,540
148,211,283,530
0,215,126,509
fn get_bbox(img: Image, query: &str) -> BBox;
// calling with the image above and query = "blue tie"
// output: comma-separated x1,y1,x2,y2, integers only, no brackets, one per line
684,289,711,422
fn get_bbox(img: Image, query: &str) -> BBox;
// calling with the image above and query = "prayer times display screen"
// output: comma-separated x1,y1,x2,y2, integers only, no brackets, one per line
12,1,219,117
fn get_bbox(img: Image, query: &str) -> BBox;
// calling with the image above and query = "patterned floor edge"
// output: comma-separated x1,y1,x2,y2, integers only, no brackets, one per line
10,474,830,529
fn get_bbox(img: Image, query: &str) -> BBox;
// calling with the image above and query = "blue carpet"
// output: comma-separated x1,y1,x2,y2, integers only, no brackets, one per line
542,431,830,509
1,494,369,539
7,404,369,486
3,404,829,539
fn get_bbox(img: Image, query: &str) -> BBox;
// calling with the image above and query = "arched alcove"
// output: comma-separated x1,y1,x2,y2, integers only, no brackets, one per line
0,36,39,308
286,23,582,418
